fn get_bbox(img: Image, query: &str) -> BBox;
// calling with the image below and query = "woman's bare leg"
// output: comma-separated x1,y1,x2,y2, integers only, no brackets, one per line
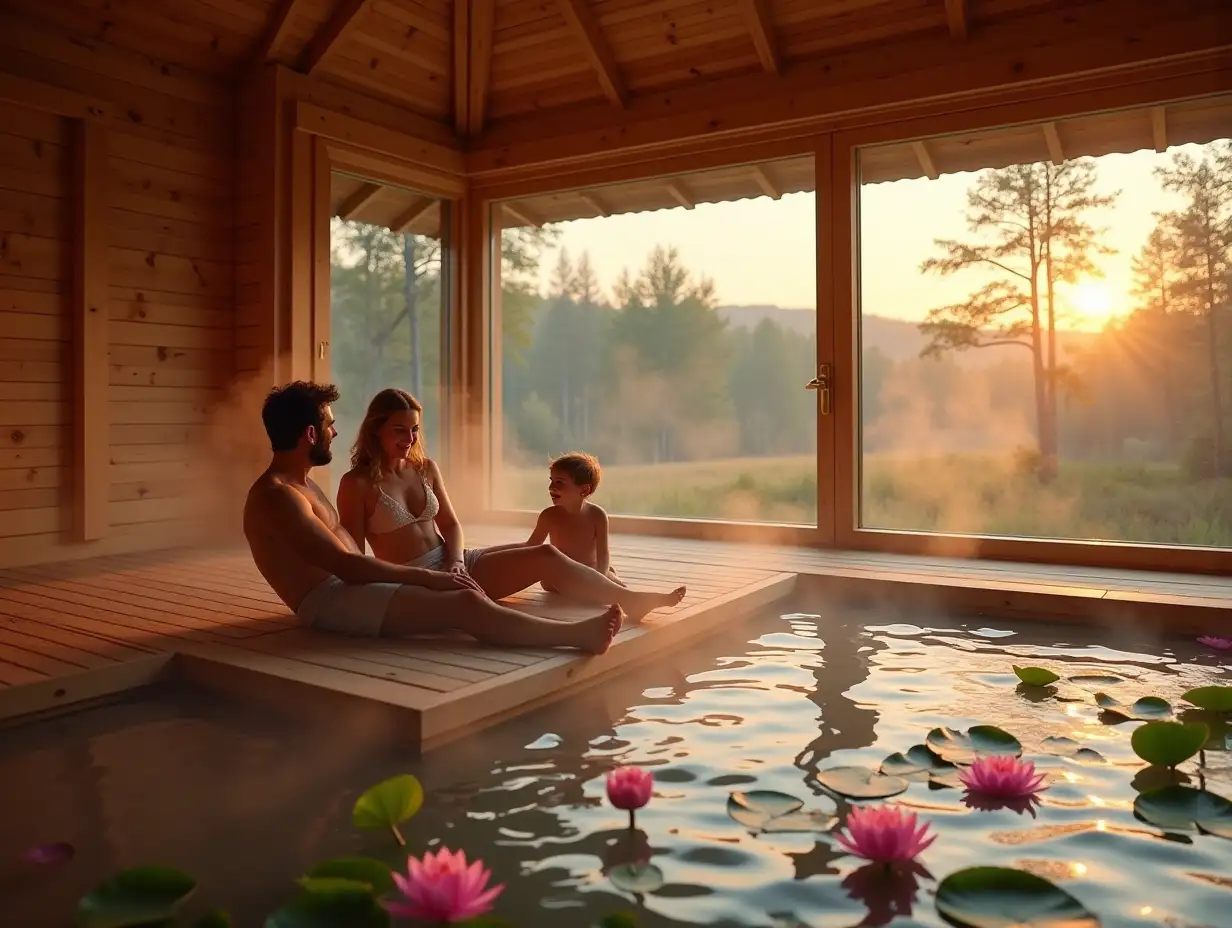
382,587,623,654
469,544,685,623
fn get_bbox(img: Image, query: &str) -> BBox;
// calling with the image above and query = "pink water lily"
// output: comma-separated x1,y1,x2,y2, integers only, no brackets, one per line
1198,636,1232,651
383,847,504,923
607,766,653,812
834,805,936,865
958,756,1047,799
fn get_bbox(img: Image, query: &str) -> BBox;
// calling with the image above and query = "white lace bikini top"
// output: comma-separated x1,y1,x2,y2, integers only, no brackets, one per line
369,468,439,535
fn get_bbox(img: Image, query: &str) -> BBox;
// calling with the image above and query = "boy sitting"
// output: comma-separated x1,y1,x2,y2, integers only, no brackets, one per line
528,451,627,590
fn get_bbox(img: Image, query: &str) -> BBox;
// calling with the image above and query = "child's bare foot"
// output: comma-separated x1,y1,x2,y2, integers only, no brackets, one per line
623,587,687,623
571,605,624,654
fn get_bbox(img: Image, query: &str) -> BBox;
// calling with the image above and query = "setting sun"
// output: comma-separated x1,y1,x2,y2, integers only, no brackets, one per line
1068,281,1119,327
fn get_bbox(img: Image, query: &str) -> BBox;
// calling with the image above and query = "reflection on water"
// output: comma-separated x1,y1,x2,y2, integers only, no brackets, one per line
1,605,1230,927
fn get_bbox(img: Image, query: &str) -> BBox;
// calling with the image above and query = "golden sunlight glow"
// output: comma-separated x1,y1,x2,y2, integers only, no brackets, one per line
1070,862,1088,877
1068,281,1118,325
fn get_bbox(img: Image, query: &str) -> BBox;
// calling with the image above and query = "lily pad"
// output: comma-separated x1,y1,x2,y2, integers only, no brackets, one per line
1133,785,1232,838
596,914,638,928
815,765,909,799
299,858,395,896
75,866,197,928
1094,693,1172,722
935,866,1101,928
264,887,389,928
352,774,423,830
1068,673,1126,687
926,726,1022,765
609,862,664,893
1038,737,1106,764
880,744,956,782
1132,721,1209,768
727,790,837,833
1183,686,1232,714
1013,666,1060,686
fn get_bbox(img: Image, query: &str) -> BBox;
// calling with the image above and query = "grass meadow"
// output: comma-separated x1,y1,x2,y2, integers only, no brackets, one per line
496,453,1232,547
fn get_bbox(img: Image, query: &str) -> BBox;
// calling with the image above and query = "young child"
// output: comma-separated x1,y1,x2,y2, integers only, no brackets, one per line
527,451,627,590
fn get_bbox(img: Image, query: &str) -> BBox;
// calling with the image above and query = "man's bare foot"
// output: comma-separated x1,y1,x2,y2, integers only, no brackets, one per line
623,586,687,624
571,605,624,654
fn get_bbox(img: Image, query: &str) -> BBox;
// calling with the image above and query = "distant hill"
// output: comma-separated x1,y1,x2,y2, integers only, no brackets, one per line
716,304,1098,366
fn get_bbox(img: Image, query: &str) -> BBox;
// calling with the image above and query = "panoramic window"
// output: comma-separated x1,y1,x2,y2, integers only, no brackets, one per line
328,173,449,462
491,156,818,525
856,93,1232,547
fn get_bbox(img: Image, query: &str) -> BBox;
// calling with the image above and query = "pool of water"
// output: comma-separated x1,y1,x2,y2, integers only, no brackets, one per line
2,604,1230,927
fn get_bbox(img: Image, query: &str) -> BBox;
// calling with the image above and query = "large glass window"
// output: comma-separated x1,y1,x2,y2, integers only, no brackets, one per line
856,93,1232,546
491,156,818,524
328,173,449,461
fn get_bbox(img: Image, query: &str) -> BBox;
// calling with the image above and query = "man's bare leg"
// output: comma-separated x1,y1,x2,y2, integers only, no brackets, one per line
469,545,685,623
382,586,623,654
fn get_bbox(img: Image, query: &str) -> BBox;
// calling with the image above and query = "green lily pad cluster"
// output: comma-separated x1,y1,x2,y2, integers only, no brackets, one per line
71,773,634,928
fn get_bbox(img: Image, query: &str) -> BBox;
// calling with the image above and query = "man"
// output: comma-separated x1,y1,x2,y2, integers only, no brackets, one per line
242,381,622,653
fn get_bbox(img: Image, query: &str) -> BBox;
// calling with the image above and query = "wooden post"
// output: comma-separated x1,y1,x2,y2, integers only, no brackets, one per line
72,119,108,541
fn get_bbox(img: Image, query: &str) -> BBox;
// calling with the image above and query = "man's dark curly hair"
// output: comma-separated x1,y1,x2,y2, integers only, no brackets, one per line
261,381,340,452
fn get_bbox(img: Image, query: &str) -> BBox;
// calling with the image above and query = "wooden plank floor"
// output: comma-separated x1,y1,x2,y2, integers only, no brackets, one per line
1,527,1230,743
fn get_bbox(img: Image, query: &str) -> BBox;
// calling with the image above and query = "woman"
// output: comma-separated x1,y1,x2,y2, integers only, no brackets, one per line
336,389,685,623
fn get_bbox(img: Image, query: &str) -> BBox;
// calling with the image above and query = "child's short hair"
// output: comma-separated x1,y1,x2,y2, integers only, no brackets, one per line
550,451,602,492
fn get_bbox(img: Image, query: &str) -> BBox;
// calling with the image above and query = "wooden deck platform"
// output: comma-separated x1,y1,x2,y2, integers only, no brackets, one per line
1,527,1229,748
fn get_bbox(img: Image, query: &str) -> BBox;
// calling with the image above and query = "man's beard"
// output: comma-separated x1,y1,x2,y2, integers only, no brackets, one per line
308,438,333,466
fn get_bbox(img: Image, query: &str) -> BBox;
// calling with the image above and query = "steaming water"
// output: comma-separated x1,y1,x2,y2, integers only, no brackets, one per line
3,605,1231,927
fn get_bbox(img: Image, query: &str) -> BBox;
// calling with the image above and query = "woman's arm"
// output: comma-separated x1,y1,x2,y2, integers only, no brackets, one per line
426,459,466,568
335,471,370,555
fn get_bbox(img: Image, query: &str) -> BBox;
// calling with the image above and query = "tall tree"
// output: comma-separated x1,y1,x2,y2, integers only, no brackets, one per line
917,159,1116,480
1154,141,1232,473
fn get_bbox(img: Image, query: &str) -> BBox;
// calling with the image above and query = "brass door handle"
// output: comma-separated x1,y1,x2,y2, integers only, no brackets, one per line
806,363,832,416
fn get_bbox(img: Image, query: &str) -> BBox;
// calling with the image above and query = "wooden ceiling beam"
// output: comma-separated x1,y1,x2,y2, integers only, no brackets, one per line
502,202,544,227
1042,122,1065,164
254,0,303,64
945,0,968,40
337,182,383,220
556,0,628,107
1151,106,1169,152
454,0,470,136
580,193,610,217
739,0,780,75
468,0,496,136
297,0,374,75
391,198,436,233
751,165,780,199
911,141,939,179
665,181,695,209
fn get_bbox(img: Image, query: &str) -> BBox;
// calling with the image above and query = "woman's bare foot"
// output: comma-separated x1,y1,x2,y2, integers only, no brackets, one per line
570,605,624,654
623,586,687,624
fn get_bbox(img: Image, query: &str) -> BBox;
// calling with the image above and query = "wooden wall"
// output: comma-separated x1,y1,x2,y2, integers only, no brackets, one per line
0,15,235,568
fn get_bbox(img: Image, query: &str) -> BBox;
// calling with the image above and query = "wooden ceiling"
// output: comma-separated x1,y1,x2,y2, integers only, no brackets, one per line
3,0,1096,138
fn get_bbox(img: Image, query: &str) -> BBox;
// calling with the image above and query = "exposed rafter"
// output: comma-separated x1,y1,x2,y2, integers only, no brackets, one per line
391,198,435,233
739,0,779,75
453,0,470,135
945,0,968,40
253,0,302,64
1151,106,1169,152
1042,122,1065,164
556,0,628,107
503,202,544,227
580,193,610,217
297,0,374,75
665,180,695,209
337,182,382,219
468,0,496,136
751,165,780,199
911,141,939,179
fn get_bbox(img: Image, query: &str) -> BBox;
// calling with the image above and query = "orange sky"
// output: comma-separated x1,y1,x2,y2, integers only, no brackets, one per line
536,142,1218,332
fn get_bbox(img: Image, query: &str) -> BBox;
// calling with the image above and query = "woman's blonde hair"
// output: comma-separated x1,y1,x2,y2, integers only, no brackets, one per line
350,388,426,481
